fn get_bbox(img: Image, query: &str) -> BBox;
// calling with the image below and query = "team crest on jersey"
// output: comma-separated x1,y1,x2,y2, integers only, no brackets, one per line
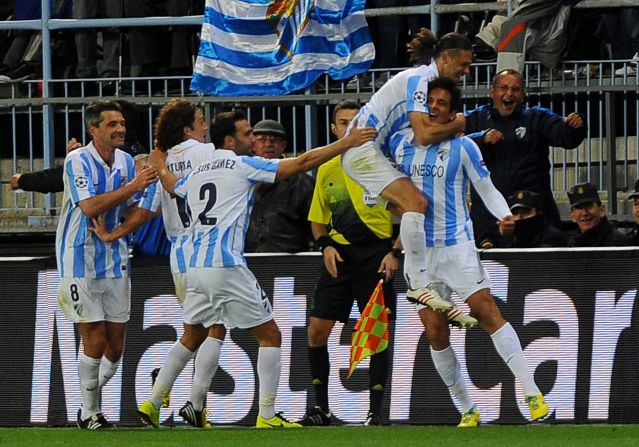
515,127,527,139
437,148,449,162
75,176,88,189
413,90,427,104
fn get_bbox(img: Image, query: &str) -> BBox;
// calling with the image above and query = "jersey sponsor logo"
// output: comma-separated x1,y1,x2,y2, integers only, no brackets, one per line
515,127,527,139
411,164,444,178
75,176,88,189
413,90,427,104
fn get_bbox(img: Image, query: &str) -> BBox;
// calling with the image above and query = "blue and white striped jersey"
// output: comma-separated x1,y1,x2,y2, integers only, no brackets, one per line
139,139,216,273
392,132,490,247
56,142,138,278
174,149,280,268
354,61,439,156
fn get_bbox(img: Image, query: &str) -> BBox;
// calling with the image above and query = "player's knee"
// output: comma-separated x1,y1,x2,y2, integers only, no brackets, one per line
307,324,331,347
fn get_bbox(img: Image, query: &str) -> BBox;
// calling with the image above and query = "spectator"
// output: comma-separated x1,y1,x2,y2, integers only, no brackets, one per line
505,190,568,247
465,69,587,248
599,8,639,76
626,179,639,245
72,0,122,90
0,0,72,82
567,182,629,247
124,0,199,78
244,119,315,253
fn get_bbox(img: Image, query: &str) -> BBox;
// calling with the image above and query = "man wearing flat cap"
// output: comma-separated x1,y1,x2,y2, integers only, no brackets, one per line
567,182,628,247
626,179,639,245
504,190,567,248
245,119,315,252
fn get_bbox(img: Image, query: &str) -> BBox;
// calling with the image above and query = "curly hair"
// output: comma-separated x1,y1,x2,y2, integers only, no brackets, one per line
154,98,199,152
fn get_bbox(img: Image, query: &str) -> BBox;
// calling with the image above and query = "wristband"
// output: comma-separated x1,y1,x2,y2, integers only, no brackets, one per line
316,235,334,253
389,248,403,259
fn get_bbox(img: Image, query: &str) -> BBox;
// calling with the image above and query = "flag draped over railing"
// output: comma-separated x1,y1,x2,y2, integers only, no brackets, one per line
349,279,389,377
191,0,375,96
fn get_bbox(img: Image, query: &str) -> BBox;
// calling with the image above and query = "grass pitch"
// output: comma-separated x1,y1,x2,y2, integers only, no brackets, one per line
1,425,639,447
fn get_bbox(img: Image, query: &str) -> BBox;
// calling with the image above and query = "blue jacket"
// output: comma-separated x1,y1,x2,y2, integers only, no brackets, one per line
465,104,586,246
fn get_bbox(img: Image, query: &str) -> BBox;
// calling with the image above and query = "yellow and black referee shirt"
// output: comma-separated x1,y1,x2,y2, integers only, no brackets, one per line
308,156,392,245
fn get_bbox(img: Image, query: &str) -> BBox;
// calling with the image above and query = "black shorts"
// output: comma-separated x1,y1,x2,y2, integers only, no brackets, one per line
310,239,397,323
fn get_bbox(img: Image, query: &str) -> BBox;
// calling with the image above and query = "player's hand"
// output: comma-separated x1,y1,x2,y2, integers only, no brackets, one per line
484,129,504,145
129,165,158,193
67,138,82,153
379,252,399,282
323,246,343,278
10,173,21,190
89,215,113,242
498,214,516,235
148,148,168,172
454,113,466,135
564,113,583,129
344,126,377,148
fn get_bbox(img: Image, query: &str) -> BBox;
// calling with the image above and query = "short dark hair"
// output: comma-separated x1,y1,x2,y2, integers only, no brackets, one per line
492,69,524,88
210,109,247,148
154,98,199,152
427,77,462,113
85,100,122,130
435,32,472,59
332,100,361,124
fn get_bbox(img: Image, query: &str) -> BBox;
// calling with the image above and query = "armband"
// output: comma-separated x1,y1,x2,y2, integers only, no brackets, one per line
389,248,403,259
316,235,334,253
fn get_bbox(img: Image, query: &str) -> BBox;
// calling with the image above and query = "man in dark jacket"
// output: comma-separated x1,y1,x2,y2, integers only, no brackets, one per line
245,119,315,252
506,190,568,248
465,69,587,248
568,182,629,247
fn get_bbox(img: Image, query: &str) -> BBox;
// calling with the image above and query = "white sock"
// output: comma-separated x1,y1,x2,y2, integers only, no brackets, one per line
78,352,101,419
190,337,222,411
430,346,474,413
151,342,194,409
98,356,120,388
400,212,427,289
491,323,540,396
257,347,281,420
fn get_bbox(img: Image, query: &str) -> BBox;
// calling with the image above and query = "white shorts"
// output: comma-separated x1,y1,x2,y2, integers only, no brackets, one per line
172,272,187,306
341,140,406,199
185,265,272,330
58,276,131,323
417,240,491,307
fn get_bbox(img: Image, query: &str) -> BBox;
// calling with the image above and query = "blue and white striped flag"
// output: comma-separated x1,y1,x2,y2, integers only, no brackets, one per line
191,0,375,96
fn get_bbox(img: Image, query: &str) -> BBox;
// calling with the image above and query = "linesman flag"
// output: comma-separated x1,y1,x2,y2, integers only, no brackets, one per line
191,0,375,96
349,279,389,377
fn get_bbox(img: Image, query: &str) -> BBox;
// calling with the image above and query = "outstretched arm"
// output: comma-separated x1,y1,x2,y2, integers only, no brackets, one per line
275,125,376,182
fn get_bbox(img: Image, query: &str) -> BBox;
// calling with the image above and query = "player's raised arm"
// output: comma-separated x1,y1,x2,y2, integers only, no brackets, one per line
275,125,376,182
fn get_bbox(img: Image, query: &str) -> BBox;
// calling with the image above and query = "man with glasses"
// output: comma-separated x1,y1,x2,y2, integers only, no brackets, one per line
245,119,315,253
465,69,587,248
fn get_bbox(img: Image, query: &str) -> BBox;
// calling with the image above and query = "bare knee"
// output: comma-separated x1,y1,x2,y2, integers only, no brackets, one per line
208,324,227,341
180,324,209,351
250,319,282,347
467,290,506,334
419,309,450,351
307,317,335,347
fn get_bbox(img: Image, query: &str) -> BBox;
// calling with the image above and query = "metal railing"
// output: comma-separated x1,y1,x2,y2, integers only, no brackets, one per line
1,1,638,228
